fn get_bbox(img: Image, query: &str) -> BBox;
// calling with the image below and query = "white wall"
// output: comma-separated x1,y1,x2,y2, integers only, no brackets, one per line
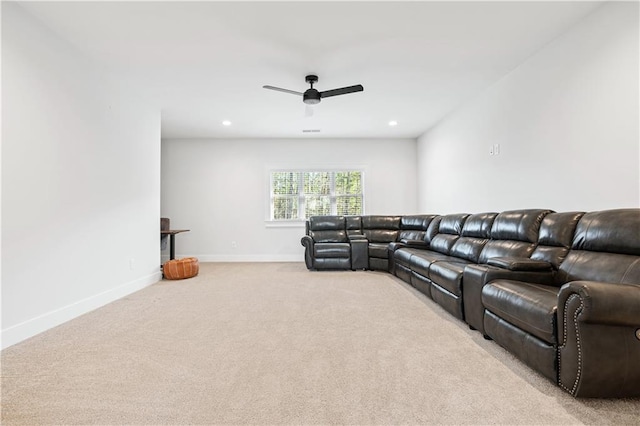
417,2,639,213
161,138,417,261
1,4,161,349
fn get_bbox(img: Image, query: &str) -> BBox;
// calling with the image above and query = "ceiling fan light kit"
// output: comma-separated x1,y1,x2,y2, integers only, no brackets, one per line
264,74,364,105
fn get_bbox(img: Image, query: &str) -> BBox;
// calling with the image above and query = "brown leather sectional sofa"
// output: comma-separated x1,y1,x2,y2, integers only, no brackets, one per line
300,209,640,398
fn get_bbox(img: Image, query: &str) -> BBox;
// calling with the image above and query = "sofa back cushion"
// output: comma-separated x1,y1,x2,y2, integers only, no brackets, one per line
461,212,498,238
423,216,442,244
309,216,347,243
346,216,362,236
531,212,584,268
430,213,470,255
479,241,537,263
398,214,439,241
479,209,552,263
571,209,640,256
489,209,552,242
362,215,401,243
450,213,498,262
439,213,470,235
558,209,640,284
559,251,640,284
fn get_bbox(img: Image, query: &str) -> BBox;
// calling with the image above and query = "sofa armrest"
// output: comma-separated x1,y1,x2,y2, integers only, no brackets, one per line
350,237,369,270
462,264,555,334
387,241,405,274
300,235,314,270
486,257,553,272
559,281,640,326
349,234,368,241
399,239,429,248
557,281,640,397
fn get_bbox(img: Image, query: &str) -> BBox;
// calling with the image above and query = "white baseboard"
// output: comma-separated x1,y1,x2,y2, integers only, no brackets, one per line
162,254,302,263
1,271,162,350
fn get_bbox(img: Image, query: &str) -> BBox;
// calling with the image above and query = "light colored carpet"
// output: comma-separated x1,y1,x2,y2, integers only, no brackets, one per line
2,262,639,425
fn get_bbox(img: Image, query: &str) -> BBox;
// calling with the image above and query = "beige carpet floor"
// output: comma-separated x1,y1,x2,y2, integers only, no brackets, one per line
2,262,639,425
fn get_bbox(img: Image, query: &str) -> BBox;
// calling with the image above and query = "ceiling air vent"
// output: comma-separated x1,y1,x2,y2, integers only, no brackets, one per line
302,129,321,133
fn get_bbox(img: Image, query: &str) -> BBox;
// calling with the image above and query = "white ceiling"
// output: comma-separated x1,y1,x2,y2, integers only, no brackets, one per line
18,1,603,139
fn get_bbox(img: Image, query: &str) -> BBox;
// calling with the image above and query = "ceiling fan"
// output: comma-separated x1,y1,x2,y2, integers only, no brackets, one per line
263,75,364,105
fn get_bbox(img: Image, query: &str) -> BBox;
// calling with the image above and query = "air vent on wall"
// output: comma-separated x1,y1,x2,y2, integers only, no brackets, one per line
302,129,321,133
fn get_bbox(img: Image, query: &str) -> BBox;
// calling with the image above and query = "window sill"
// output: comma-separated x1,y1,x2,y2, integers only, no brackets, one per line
264,220,306,228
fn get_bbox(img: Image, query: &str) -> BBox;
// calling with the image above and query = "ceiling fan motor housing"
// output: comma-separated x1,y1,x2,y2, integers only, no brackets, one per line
304,75,320,104
303,89,321,104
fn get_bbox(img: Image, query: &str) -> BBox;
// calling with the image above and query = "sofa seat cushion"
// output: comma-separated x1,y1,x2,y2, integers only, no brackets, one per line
428,260,472,296
391,248,425,267
409,251,458,277
482,281,559,344
314,243,351,258
393,247,423,266
369,243,390,259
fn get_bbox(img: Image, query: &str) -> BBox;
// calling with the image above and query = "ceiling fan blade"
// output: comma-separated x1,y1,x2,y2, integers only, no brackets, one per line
263,85,303,96
319,84,364,99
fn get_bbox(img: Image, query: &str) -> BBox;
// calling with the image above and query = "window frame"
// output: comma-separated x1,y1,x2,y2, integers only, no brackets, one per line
267,168,365,224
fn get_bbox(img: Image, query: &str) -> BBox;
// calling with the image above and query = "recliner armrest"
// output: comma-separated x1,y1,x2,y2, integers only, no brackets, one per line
558,281,640,327
300,235,314,269
486,257,553,272
557,281,640,397
399,239,429,248
350,237,369,270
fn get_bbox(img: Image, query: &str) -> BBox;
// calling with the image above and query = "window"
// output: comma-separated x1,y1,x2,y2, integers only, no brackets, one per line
270,170,363,220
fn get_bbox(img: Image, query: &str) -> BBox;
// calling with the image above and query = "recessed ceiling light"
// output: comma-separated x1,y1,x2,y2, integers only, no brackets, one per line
222,120,232,126
388,120,398,126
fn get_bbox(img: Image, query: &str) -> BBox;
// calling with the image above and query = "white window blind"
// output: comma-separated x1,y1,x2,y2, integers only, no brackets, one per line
270,170,363,220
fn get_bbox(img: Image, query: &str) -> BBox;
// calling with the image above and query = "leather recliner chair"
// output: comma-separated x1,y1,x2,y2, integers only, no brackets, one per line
301,216,351,270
